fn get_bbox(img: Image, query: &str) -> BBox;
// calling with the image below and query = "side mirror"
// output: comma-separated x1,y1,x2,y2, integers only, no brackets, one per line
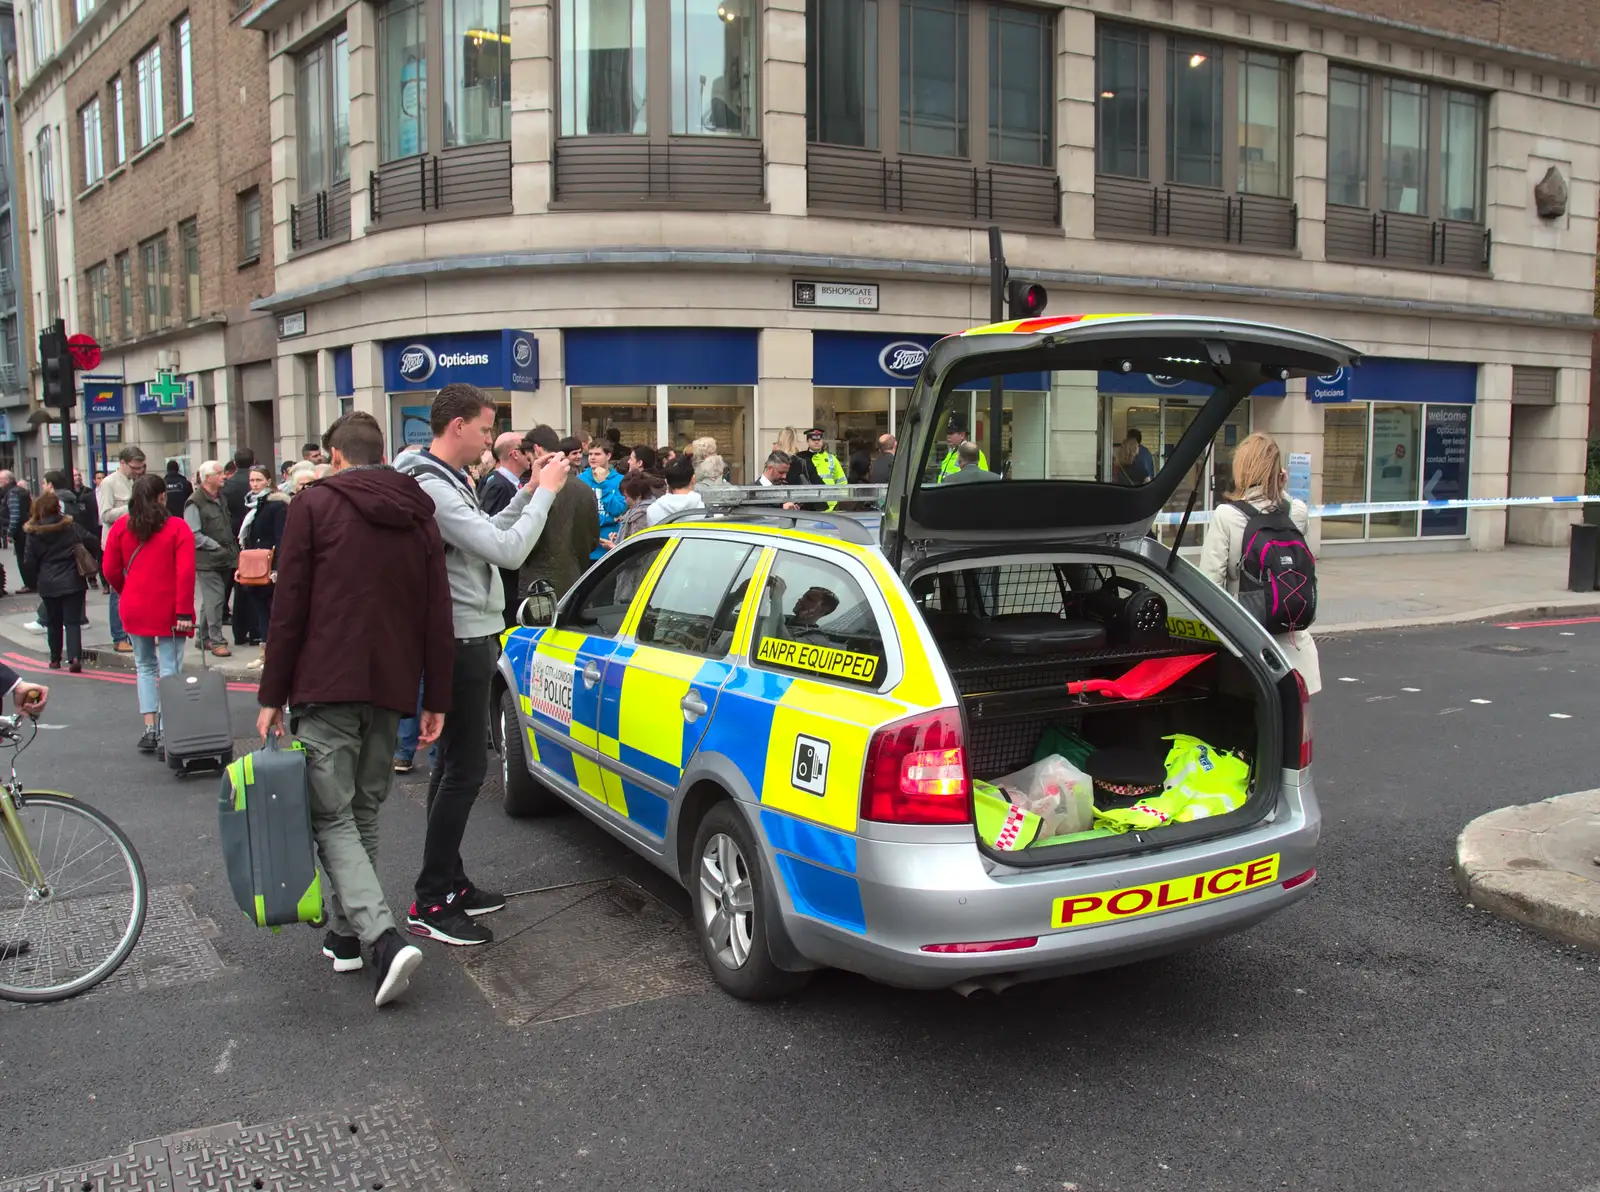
518,580,558,628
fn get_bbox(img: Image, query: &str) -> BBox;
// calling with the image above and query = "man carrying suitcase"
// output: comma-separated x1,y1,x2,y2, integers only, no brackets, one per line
257,414,456,1008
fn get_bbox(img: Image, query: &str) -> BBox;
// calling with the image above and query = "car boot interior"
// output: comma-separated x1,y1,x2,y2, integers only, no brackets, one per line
907,557,1278,864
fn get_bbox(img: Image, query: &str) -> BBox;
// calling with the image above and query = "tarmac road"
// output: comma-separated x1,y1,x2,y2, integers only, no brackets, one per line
1,614,1597,1192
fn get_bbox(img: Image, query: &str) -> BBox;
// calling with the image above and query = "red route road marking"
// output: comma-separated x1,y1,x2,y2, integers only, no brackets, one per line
1,651,258,692
1496,615,1600,630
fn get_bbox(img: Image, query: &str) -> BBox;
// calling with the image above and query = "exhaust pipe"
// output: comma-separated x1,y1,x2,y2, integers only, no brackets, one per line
950,973,1023,998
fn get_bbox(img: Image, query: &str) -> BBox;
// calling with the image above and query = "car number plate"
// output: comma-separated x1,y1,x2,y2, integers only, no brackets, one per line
529,655,574,726
1050,854,1281,929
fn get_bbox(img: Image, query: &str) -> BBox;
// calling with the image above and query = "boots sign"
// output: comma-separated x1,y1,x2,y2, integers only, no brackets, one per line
383,330,540,392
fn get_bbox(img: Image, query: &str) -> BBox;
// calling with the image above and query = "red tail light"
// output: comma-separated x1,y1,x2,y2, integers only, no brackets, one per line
922,937,1038,954
1281,867,1317,891
861,709,972,825
1295,670,1313,768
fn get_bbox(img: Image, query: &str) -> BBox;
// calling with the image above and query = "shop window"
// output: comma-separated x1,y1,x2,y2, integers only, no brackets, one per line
1094,24,1293,251
1321,401,1471,540
1324,67,1488,271
636,540,754,656
805,0,1056,228
373,0,510,224
753,553,886,687
135,42,164,148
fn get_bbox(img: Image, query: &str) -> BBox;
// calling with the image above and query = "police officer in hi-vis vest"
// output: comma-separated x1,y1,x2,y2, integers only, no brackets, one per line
938,413,988,482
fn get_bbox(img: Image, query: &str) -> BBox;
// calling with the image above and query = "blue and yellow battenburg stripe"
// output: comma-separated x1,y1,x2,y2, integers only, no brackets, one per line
505,532,952,937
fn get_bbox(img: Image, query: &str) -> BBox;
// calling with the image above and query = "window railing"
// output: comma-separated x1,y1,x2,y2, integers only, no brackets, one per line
807,144,1059,229
369,142,511,229
1325,204,1490,273
552,137,765,209
1094,175,1297,253
290,177,351,253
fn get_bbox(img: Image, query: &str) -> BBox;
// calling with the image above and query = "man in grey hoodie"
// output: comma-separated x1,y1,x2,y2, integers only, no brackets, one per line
395,383,569,946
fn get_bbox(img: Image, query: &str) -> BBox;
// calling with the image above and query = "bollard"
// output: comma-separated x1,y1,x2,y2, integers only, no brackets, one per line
1568,522,1600,592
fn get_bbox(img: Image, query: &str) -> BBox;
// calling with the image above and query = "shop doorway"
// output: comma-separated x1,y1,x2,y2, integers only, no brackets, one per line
246,400,275,463
572,384,755,483
1105,393,1252,547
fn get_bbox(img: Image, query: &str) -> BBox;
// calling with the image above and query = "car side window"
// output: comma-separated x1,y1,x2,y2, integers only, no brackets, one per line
751,552,886,688
561,540,667,638
635,539,754,656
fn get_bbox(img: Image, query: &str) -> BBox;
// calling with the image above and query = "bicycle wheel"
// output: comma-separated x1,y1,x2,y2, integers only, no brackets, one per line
0,792,147,1003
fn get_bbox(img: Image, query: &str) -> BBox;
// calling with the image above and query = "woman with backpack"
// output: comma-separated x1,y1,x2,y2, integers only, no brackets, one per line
23,490,98,672
1198,431,1321,694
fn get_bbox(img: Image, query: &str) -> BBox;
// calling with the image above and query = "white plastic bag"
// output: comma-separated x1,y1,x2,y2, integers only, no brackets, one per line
992,754,1094,839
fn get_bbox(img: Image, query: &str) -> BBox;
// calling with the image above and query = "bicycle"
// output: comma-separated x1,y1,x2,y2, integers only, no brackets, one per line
0,713,148,1002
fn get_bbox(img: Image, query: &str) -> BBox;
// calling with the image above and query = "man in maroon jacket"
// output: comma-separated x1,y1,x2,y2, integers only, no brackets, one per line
257,413,455,1008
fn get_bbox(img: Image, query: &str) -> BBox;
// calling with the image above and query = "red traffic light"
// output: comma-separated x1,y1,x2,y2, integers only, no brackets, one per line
1005,279,1048,318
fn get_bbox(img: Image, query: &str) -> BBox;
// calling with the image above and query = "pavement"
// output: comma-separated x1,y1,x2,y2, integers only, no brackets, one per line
1456,789,1600,952
0,553,1597,1191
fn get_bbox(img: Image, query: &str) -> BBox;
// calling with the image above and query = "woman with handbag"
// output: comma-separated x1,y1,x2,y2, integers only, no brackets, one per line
235,465,289,649
23,490,98,672
103,474,196,753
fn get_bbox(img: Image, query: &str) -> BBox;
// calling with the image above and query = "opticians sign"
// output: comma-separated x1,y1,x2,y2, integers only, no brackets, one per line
382,330,540,392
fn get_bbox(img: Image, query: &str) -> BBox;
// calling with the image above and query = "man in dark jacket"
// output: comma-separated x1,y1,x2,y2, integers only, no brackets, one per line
185,462,240,656
477,432,531,624
517,425,598,604
868,433,896,484
163,460,192,511
219,448,254,626
257,415,454,1007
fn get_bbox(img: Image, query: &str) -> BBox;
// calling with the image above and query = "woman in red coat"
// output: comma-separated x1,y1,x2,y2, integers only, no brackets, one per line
102,474,196,754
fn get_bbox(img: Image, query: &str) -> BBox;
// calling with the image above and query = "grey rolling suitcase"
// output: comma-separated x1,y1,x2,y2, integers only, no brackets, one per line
218,738,322,929
161,652,233,777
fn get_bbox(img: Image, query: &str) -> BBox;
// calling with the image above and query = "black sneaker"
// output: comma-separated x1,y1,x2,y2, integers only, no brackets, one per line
457,883,506,918
371,929,423,1007
137,727,159,754
406,897,492,946
321,931,363,973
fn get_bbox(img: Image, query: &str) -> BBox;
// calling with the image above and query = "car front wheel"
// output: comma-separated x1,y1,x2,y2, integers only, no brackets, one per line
499,689,564,818
690,802,810,1000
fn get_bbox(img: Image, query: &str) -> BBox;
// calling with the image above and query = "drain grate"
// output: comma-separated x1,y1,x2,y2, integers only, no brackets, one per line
460,877,709,1026
0,1100,468,1192
1464,641,1560,657
2,885,224,1010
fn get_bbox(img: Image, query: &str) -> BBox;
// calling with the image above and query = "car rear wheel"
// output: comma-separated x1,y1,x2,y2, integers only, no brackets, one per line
499,689,564,818
691,803,810,1000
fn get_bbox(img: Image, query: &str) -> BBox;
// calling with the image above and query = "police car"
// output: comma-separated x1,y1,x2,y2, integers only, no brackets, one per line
494,314,1355,999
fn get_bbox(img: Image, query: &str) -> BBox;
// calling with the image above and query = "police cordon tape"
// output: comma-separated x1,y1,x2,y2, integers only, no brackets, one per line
703,485,1600,526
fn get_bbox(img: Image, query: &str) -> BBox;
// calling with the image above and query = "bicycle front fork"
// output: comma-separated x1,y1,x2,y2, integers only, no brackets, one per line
0,789,47,894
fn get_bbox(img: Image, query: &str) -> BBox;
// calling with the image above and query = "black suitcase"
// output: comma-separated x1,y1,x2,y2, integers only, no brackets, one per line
162,657,234,777
974,614,1107,656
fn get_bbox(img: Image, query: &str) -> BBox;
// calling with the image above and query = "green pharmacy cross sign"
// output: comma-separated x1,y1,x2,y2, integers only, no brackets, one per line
148,370,187,409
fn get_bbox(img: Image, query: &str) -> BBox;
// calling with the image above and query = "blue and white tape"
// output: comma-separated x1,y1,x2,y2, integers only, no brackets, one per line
1152,493,1600,526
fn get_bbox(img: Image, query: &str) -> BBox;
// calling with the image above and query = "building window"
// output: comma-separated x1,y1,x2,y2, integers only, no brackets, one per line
444,0,511,145
140,235,169,332
238,188,262,262
28,0,49,68
559,0,647,136
75,0,95,23
1326,66,1486,224
297,32,351,192
670,0,756,136
988,4,1050,167
179,219,199,319
175,15,194,120
86,263,110,342
111,77,127,165
379,0,430,159
116,252,133,338
899,0,968,158
806,0,878,149
1096,24,1289,198
36,128,58,325
135,43,164,148
81,99,104,186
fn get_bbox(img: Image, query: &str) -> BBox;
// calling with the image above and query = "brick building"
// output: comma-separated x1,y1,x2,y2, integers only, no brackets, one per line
13,0,275,483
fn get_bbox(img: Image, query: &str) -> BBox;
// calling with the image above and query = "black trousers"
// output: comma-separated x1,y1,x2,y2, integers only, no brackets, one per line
236,583,273,645
43,591,85,664
415,636,498,906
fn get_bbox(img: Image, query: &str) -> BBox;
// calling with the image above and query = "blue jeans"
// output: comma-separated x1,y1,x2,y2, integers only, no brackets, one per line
108,587,129,645
395,680,435,765
130,635,183,716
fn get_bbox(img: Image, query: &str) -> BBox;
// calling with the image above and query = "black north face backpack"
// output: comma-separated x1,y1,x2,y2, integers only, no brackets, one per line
1229,501,1317,634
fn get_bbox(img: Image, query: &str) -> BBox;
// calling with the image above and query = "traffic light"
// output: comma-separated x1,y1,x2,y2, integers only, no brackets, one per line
1005,279,1048,319
39,321,74,409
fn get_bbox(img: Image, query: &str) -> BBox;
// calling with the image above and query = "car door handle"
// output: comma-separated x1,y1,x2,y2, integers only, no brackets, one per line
582,661,602,688
680,691,708,721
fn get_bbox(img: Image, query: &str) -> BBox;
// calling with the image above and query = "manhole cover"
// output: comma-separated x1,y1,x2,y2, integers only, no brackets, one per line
460,878,709,1025
0,1100,466,1192
2,885,223,1011
1464,642,1561,657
